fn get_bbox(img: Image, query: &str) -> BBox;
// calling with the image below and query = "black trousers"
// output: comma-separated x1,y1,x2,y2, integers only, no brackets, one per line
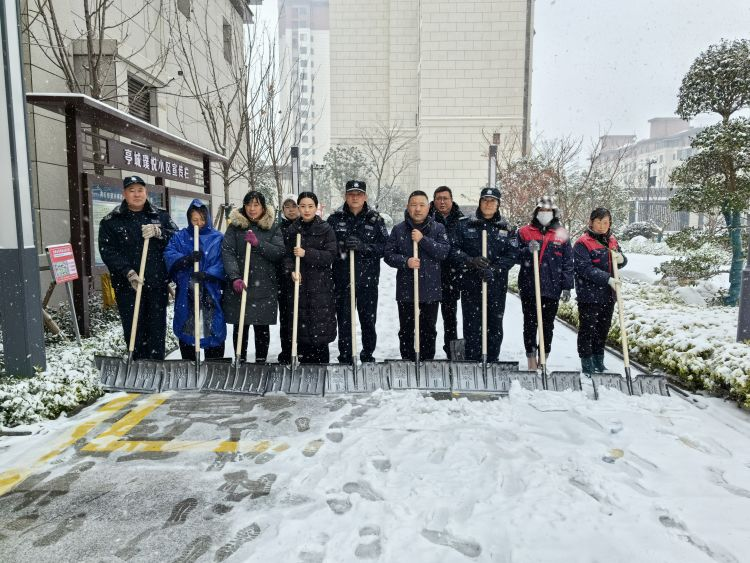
335,286,378,362
298,342,330,364
179,341,225,360
397,301,439,361
577,300,615,358
277,286,293,363
232,324,270,362
440,294,459,358
461,290,508,362
115,285,168,360
520,294,560,356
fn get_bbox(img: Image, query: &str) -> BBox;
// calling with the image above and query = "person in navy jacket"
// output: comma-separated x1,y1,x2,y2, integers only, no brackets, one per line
384,190,450,361
573,207,627,375
450,187,519,362
517,196,574,369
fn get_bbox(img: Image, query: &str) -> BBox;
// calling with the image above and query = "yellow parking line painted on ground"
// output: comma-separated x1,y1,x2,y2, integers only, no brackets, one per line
94,394,168,439
81,438,290,455
0,393,139,497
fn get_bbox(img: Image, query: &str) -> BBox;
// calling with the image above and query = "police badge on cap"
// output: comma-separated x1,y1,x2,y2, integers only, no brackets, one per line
345,180,367,193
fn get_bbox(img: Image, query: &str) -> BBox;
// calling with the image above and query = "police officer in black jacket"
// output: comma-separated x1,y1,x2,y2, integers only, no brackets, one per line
451,187,519,361
429,185,464,358
98,176,178,360
327,181,389,363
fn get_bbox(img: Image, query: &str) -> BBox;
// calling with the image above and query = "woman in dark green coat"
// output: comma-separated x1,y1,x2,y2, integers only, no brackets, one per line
222,191,284,362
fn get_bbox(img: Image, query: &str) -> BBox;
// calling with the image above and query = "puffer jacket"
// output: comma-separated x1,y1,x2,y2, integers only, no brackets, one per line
573,230,627,303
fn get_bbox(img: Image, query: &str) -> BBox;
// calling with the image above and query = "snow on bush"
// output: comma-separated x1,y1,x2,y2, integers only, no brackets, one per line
620,236,673,256
0,305,178,428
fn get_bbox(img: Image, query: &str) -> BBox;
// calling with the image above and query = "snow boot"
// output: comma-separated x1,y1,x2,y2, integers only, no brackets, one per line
593,354,608,373
580,356,595,378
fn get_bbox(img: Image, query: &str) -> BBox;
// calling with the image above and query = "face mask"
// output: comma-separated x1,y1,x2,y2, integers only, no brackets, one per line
537,211,553,226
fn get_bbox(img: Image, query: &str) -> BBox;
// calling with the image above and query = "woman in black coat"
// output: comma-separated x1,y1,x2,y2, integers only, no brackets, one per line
282,192,338,363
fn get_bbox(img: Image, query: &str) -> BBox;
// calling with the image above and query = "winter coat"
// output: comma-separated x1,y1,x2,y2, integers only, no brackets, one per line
282,216,338,345
327,202,389,292
384,212,450,303
98,200,178,293
573,230,628,304
276,216,296,297
222,206,285,325
517,219,574,300
450,210,519,300
164,199,226,348
430,202,465,298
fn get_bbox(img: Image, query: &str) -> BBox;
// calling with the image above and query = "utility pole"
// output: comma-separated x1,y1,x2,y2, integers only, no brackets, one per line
645,158,657,222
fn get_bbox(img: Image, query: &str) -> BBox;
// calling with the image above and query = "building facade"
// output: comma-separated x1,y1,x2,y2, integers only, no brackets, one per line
328,0,534,209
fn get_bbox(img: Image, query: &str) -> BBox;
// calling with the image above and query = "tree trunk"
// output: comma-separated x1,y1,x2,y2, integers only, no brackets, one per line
724,208,744,306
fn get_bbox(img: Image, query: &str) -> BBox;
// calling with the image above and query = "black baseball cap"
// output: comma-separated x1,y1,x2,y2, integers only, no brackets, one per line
345,180,366,193
480,187,501,201
123,176,146,189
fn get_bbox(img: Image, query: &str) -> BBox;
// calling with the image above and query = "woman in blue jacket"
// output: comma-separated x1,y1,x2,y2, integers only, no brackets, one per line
164,199,226,359
573,207,627,375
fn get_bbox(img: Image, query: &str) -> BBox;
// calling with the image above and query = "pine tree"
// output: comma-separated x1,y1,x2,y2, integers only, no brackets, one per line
670,39,750,306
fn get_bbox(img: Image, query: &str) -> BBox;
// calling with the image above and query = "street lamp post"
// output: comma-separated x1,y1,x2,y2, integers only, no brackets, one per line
645,158,657,222
310,162,324,191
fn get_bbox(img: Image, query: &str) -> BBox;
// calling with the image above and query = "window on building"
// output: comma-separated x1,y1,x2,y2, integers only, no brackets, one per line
177,0,191,18
223,19,232,63
301,136,309,143
300,47,307,54
128,75,152,123
300,60,308,67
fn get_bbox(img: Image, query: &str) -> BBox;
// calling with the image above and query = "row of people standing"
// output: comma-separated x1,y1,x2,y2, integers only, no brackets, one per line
99,175,626,376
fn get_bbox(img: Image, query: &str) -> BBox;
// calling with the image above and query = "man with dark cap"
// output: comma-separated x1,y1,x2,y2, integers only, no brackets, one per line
429,185,464,358
450,187,519,361
98,176,178,360
327,180,389,363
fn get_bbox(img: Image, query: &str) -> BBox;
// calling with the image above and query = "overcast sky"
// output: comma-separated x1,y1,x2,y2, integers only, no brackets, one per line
530,0,750,144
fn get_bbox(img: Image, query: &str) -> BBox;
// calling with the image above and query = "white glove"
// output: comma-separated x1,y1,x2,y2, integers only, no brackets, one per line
612,251,625,265
127,269,143,291
607,277,621,290
142,223,162,239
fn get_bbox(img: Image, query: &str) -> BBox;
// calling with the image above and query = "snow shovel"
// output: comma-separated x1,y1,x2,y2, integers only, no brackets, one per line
273,232,328,396
202,239,268,395
591,250,668,398
326,250,387,394
98,237,199,393
384,239,451,391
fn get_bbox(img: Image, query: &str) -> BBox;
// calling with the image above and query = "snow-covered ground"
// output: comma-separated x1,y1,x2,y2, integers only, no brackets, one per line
2,259,749,562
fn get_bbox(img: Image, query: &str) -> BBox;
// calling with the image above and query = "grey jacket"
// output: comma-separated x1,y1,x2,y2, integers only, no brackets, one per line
222,206,284,325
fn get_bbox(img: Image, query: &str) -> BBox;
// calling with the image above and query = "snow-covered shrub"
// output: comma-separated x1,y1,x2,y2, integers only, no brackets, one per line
620,236,673,256
656,244,730,286
621,221,659,240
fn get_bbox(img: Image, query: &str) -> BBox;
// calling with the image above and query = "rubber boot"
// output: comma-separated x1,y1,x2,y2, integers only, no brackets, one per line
580,356,595,378
593,354,608,373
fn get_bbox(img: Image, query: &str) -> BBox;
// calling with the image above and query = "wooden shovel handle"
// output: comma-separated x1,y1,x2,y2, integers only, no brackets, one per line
291,233,302,359
350,249,357,361
532,246,546,367
235,241,252,359
482,230,487,358
611,249,630,368
413,240,419,356
128,237,150,353
194,225,200,355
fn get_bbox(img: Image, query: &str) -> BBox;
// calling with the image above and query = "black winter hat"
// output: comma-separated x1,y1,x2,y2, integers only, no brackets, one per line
345,180,366,193
479,187,501,201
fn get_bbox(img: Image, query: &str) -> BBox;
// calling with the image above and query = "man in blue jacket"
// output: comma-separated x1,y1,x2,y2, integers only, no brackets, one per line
430,185,464,358
327,180,389,363
384,190,450,361
98,176,178,360
451,187,519,361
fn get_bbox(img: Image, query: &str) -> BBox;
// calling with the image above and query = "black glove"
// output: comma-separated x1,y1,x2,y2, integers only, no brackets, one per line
480,268,494,282
190,271,207,284
467,256,490,269
191,250,203,262
345,236,364,252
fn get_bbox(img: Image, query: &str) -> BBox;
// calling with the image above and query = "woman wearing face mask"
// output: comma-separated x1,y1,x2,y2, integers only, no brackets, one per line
222,190,284,363
573,207,627,376
282,192,338,363
517,196,574,370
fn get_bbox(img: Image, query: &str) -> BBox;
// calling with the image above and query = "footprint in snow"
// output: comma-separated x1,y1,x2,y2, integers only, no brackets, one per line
420,529,481,559
267,411,292,426
298,532,330,562
164,497,198,526
170,535,212,563
707,467,750,499
214,522,261,562
114,526,158,561
295,417,311,432
658,510,739,563
303,439,324,457
370,457,391,472
343,481,384,501
326,493,352,515
355,525,382,559
327,398,347,412
32,512,86,547
326,431,344,443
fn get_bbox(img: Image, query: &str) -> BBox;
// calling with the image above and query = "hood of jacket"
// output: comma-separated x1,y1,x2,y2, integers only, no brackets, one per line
186,198,216,235
228,204,276,231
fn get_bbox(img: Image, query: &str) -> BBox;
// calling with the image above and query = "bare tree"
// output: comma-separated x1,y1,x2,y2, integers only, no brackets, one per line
360,122,417,214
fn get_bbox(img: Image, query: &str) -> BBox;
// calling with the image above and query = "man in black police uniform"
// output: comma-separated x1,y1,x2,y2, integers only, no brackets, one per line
429,185,464,358
99,176,178,360
327,180,389,363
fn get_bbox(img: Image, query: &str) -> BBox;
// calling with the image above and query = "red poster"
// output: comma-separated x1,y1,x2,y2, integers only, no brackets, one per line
47,243,79,284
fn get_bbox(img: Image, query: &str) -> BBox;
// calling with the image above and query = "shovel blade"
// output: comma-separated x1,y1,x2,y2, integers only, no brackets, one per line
546,370,582,392
325,364,356,394
450,361,484,392
122,360,163,393
630,374,670,397
98,356,129,391
287,364,327,395
591,372,629,398
160,361,202,391
383,360,417,390
201,362,267,395
357,362,389,392
420,360,452,390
